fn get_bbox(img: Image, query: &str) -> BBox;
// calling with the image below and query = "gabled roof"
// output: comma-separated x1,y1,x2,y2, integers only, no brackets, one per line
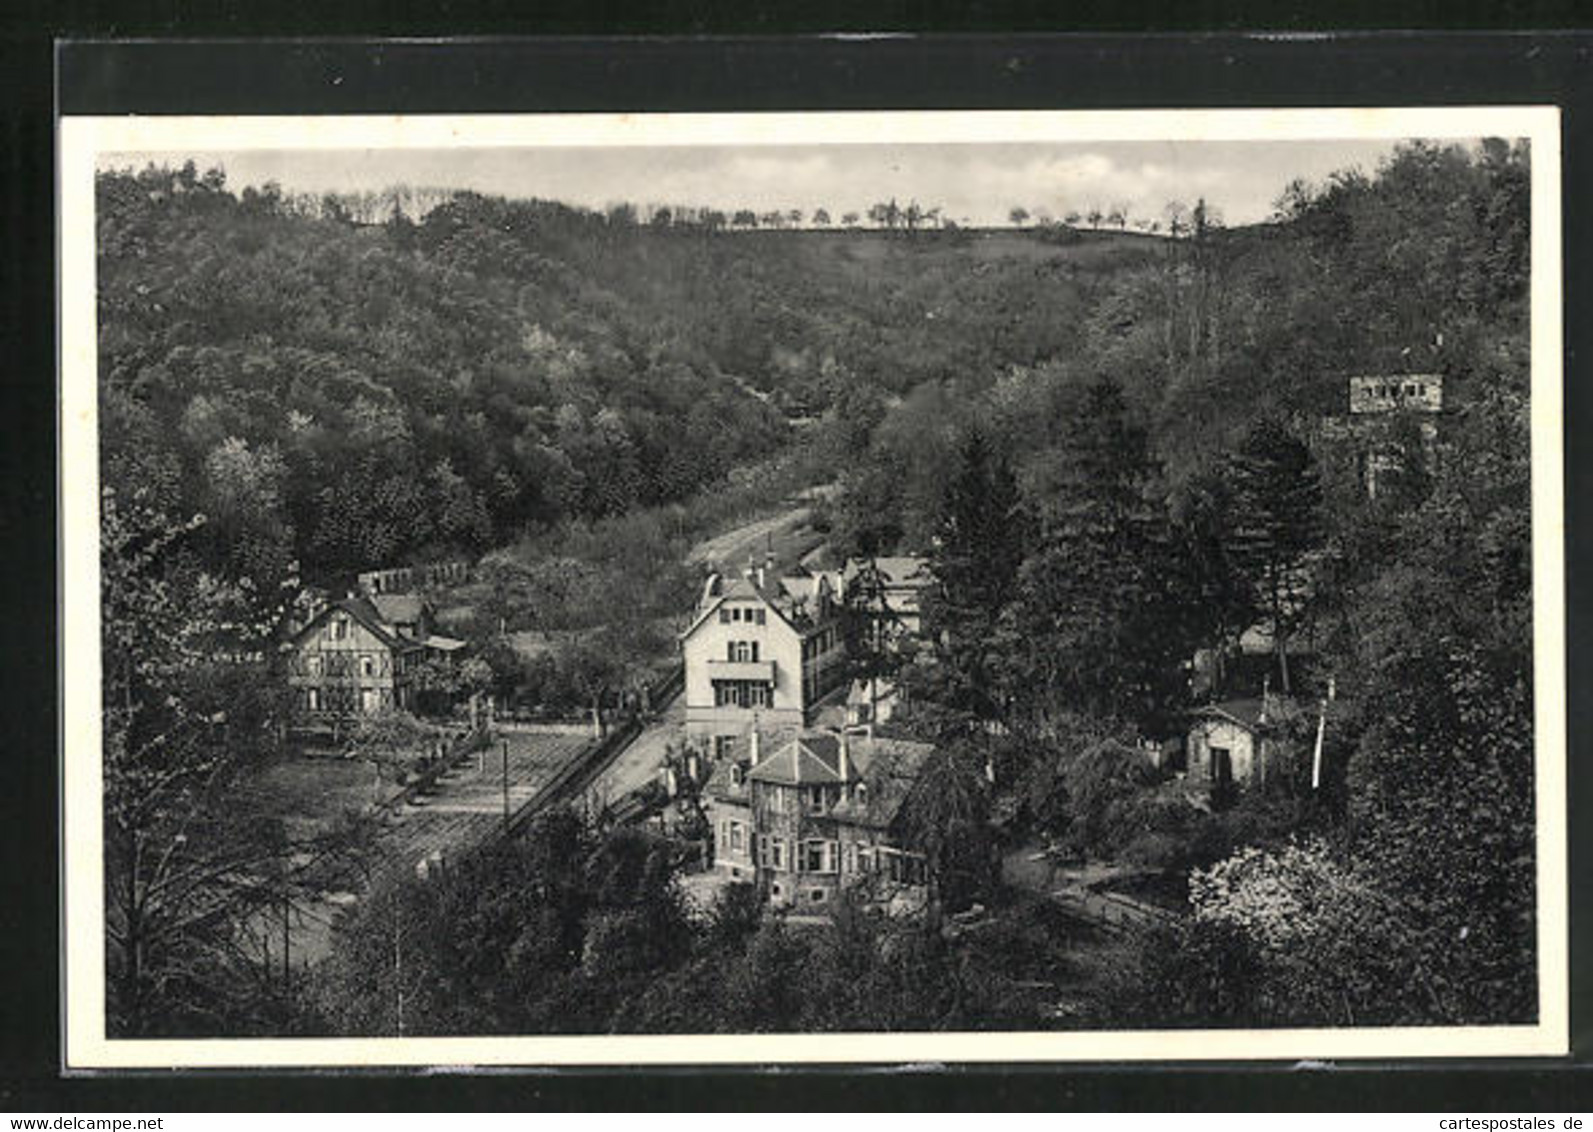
1190,698,1268,732
705,726,937,831
829,735,937,830
753,729,936,825
679,568,834,641
288,596,416,652
748,732,849,786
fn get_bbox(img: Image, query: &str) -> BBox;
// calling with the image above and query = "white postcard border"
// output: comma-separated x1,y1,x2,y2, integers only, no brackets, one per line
59,106,1567,1069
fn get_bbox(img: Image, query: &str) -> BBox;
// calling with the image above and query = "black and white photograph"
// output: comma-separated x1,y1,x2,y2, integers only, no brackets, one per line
58,107,1566,1067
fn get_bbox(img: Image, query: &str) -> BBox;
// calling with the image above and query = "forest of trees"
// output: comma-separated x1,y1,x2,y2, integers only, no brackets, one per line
309,812,1075,1036
97,162,1132,592
98,139,1536,1036
820,138,1535,1027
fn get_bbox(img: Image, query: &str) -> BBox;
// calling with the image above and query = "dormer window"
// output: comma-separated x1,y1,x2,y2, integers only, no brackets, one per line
855,782,869,805
730,764,744,787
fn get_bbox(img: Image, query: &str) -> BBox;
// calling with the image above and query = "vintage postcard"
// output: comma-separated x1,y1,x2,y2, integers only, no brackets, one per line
59,107,1566,1068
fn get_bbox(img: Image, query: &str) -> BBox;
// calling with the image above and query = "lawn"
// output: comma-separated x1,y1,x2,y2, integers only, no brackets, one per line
232,751,394,840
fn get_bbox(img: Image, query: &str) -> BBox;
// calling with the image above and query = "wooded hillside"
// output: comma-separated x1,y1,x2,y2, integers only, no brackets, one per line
98,140,1527,601
98,163,1147,591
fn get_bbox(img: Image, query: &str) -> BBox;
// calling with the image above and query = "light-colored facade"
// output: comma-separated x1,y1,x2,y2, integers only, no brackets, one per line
357,560,471,596
681,568,846,757
1323,373,1445,499
832,557,931,729
839,555,932,641
285,596,467,725
285,598,421,718
1186,698,1293,794
1348,373,1443,415
846,676,900,727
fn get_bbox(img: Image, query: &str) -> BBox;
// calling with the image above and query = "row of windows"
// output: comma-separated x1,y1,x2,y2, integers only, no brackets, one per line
718,816,927,885
745,781,864,813
1366,380,1433,400
304,686,394,712
724,773,869,812
800,626,840,660
713,680,772,709
720,826,840,875
301,652,390,678
719,605,768,625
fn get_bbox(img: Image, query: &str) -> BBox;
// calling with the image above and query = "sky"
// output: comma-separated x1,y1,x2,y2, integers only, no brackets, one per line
101,137,1453,227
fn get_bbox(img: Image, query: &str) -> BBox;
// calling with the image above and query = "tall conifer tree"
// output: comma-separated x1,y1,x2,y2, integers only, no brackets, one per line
1224,416,1325,693
1016,377,1180,727
921,429,1028,719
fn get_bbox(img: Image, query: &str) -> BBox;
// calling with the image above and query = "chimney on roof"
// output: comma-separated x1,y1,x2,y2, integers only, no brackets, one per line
749,724,761,767
838,729,851,781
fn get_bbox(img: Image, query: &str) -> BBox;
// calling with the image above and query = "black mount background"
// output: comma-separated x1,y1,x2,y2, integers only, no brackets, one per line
3,24,1590,1112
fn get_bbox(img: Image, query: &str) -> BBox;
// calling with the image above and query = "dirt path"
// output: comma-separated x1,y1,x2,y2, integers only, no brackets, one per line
685,505,816,570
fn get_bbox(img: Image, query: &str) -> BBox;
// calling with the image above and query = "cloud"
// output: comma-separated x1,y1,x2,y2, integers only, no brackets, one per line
725,153,832,182
101,137,1428,227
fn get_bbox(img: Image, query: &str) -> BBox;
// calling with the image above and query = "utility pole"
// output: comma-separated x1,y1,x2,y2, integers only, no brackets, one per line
391,896,405,1038
1311,698,1327,790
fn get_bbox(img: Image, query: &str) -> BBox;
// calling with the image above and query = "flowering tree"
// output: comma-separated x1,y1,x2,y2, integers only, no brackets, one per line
102,487,368,1035
1190,838,1470,1025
